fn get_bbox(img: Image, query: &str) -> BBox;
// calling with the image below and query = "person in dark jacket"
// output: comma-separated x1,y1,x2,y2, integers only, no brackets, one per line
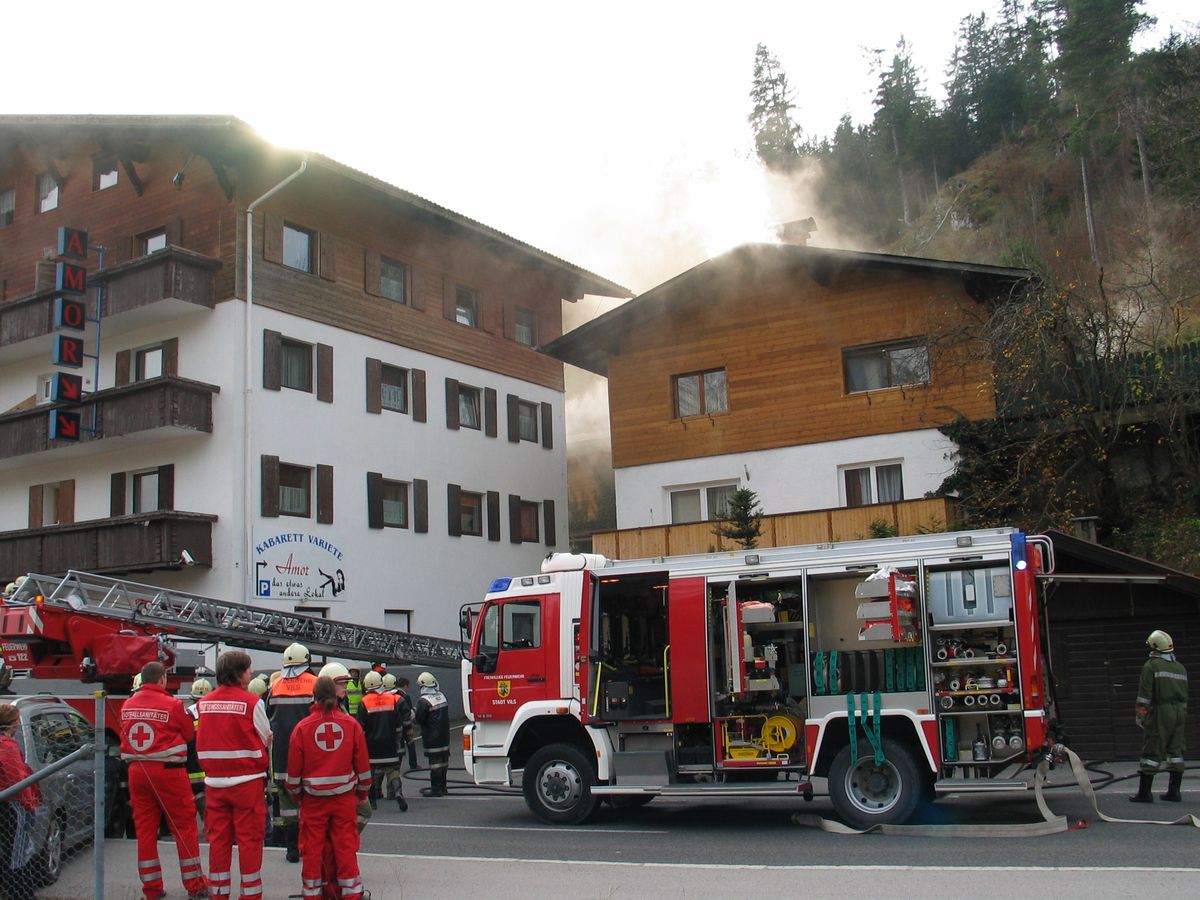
356,672,407,811
395,677,419,770
1131,629,1189,803
414,672,450,797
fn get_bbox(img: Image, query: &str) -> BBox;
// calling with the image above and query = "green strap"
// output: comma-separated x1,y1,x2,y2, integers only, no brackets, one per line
884,649,895,692
905,647,916,691
914,648,926,690
814,653,827,696
829,651,839,695
847,693,858,768
859,692,884,765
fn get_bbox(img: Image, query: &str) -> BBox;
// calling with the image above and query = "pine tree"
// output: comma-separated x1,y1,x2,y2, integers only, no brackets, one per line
713,488,764,550
748,43,803,170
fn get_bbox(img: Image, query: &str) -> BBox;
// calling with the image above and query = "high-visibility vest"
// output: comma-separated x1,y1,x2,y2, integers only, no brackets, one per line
345,679,364,715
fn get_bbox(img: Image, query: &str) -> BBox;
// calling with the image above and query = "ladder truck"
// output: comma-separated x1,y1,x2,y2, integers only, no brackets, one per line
1,569,465,744
460,528,1061,828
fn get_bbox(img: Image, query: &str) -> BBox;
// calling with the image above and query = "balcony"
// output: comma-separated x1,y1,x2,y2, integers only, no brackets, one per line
0,247,220,363
591,497,959,559
0,375,219,470
0,510,216,577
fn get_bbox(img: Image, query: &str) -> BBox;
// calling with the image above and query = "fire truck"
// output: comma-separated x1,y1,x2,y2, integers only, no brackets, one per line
460,528,1059,827
1,569,465,829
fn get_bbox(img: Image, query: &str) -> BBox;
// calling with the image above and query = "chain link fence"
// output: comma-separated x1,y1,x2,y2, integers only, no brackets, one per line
0,694,111,900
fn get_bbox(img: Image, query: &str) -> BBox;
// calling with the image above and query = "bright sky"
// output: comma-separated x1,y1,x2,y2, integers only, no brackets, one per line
7,1,1193,299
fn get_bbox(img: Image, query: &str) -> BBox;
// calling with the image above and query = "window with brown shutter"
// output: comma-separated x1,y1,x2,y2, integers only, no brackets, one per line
367,471,384,528
487,491,500,542
413,478,428,533
115,349,132,387
412,369,427,422
110,472,127,517
157,463,175,510
29,479,76,526
541,402,554,449
543,498,556,547
261,455,280,517
484,388,497,437
263,330,282,391
365,358,382,414
317,464,333,524
316,343,333,403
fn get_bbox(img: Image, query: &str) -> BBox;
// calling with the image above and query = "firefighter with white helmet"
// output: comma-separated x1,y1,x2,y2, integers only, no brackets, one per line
1131,629,1189,803
382,673,397,692
267,642,316,862
248,674,269,697
318,662,353,713
356,669,408,811
415,672,450,796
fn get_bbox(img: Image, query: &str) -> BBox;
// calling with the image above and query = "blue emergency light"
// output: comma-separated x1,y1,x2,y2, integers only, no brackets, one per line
488,577,512,593
1010,533,1028,571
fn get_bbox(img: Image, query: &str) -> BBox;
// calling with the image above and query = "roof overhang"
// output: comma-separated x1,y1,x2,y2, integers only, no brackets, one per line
541,242,1032,375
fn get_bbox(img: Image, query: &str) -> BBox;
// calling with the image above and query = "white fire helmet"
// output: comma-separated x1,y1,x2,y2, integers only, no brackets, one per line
319,661,351,682
1147,630,1174,652
382,673,397,690
132,673,143,690
248,675,269,696
417,672,438,689
191,678,213,698
363,671,384,691
282,643,311,666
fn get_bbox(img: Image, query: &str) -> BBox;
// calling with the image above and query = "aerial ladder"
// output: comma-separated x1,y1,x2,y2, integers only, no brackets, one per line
2,570,465,675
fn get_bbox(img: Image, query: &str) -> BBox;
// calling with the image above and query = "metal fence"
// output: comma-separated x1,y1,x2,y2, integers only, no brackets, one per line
0,693,107,900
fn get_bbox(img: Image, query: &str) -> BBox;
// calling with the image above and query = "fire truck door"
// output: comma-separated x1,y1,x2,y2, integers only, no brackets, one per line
472,596,560,721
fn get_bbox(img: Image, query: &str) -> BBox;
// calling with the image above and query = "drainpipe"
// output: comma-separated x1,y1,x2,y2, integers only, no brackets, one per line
243,158,308,600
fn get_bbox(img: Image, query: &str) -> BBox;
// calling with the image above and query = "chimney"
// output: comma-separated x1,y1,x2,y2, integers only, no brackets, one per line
774,217,817,246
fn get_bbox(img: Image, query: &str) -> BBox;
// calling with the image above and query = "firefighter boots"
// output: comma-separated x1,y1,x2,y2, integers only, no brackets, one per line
1161,771,1184,802
1130,772,1155,803
285,823,300,863
398,794,409,812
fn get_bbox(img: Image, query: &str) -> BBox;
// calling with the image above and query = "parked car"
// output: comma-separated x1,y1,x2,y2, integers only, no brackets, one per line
4,695,101,885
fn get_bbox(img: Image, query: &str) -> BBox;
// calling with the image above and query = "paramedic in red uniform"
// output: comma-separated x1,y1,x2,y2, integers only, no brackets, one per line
286,675,372,900
197,650,271,900
120,661,209,900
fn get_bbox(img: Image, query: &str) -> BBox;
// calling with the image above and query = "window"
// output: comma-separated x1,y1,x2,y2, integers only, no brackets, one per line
460,491,483,536
674,368,728,417
281,339,313,392
135,345,163,381
502,600,541,649
383,609,412,632
380,257,408,303
841,462,904,507
844,340,930,392
37,373,54,405
0,187,14,227
458,385,482,430
382,479,409,528
517,401,539,442
455,285,479,327
36,173,58,213
669,483,738,524
515,308,537,346
131,470,160,514
283,223,314,273
279,464,312,517
93,159,119,191
381,365,408,413
140,229,168,254
517,500,540,542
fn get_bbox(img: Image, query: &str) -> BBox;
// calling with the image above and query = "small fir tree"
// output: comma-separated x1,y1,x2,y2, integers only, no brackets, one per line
713,488,764,549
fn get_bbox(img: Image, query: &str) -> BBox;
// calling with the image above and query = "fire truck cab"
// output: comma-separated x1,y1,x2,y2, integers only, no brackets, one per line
461,528,1056,827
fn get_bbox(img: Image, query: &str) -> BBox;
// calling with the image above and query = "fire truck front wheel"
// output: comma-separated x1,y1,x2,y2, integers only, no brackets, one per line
523,743,601,825
828,738,923,829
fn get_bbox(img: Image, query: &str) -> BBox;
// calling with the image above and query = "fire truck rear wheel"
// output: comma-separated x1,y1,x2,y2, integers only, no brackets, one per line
828,738,923,828
523,743,601,825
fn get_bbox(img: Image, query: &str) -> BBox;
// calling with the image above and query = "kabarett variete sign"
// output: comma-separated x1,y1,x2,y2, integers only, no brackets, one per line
254,531,349,601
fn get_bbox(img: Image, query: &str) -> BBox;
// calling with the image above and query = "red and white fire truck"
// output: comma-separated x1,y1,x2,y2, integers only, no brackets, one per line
461,528,1059,827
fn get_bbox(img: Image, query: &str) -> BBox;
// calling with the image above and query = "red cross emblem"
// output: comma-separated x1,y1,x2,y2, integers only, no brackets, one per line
314,721,344,752
129,722,156,752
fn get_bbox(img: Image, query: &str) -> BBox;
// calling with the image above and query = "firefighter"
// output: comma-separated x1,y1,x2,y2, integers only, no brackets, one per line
345,668,364,716
248,673,270,697
357,671,408,811
184,678,213,819
286,675,371,900
267,642,317,863
1131,629,1189,803
119,661,208,900
395,676,419,770
319,662,353,713
196,650,271,900
415,672,450,797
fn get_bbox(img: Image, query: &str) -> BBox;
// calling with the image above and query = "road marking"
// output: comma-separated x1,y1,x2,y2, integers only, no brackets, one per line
366,822,669,835
353,853,1200,873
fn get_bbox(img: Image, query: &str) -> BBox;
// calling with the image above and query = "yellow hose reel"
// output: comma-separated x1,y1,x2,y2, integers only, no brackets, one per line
760,714,804,753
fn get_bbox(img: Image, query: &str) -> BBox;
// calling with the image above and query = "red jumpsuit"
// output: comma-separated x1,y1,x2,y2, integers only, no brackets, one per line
119,683,207,900
197,684,271,899
285,706,371,900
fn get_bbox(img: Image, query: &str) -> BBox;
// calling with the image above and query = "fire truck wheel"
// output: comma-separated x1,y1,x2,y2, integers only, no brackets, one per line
523,743,601,825
828,738,922,829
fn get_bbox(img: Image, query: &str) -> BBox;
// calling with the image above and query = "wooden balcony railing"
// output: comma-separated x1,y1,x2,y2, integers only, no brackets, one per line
590,497,959,560
0,247,219,362
0,376,219,468
0,510,216,576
